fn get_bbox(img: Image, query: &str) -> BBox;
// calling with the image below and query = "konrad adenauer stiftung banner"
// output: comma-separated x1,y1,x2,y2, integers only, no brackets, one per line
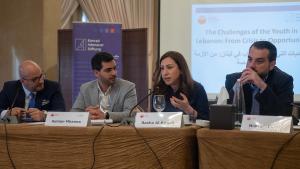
72,22,122,102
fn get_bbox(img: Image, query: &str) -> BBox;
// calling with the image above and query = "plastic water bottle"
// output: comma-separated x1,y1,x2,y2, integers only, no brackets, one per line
232,79,246,127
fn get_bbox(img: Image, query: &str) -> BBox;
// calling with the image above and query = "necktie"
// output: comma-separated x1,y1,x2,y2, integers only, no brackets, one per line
251,85,260,115
22,93,35,122
28,92,36,108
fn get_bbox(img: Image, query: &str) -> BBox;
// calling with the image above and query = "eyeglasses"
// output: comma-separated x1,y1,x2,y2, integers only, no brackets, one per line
22,73,45,83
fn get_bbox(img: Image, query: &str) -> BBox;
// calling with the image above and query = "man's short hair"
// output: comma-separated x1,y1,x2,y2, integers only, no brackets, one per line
250,41,277,61
91,52,114,71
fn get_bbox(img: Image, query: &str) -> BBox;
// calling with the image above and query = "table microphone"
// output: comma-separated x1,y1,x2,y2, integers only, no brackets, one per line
291,103,300,108
1,87,20,123
121,87,158,125
291,103,299,125
2,87,20,169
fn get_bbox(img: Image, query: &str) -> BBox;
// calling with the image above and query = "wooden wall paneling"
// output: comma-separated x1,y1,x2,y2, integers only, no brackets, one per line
122,28,148,111
58,29,73,111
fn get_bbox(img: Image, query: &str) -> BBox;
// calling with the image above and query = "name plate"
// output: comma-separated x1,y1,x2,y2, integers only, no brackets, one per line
135,112,182,128
241,115,292,133
45,112,90,127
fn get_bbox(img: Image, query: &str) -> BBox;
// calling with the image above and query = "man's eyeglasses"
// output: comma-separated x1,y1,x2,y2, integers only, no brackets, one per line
22,73,45,83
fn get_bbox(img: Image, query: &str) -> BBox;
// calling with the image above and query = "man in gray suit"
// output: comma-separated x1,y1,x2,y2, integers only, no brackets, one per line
71,52,137,123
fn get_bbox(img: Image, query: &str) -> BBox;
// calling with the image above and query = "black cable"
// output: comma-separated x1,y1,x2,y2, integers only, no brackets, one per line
106,123,121,127
90,125,104,169
2,87,20,169
270,131,300,169
3,120,17,169
103,122,163,168
91,88,163,169
132,126,163,169
128,89,153,118
89,122,125,169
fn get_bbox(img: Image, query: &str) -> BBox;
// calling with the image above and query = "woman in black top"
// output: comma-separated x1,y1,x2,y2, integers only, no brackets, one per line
152,51,209,120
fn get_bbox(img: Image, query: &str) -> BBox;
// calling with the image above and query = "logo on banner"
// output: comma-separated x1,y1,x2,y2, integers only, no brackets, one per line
99,27,117,34
72,22,122,102
114,55,120,59
110,28,115,33
75,39,87,51
75,38,105,52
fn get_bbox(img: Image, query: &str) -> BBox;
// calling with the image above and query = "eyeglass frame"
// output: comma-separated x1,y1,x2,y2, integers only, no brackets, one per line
22,73,45,83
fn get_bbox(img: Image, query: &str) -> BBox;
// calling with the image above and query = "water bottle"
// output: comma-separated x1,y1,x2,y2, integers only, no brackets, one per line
232,79,246,127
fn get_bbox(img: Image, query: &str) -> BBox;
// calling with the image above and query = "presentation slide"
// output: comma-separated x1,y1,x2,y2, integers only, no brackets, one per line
160,1,300,101
191,2,300,95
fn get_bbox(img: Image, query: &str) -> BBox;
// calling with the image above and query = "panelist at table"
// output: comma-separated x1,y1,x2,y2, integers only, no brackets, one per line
225,41,294,116
71,52,137,123
0,60,66,122
152,51,209,121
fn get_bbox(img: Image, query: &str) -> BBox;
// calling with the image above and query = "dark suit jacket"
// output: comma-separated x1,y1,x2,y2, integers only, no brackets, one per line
225,67,294,116
0,80,66,113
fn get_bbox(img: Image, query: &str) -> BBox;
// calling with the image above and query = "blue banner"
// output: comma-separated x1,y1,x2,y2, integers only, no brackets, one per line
72,22,122,102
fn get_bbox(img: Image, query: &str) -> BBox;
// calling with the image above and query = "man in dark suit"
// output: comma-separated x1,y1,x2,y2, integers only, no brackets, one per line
0,60,66,122
225,41,294,116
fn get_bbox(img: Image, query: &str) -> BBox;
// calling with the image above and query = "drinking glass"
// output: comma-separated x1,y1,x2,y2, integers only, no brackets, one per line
153,95,166,112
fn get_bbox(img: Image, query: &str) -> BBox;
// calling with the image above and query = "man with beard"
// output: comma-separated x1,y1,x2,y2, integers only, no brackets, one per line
71,52,137,123
225,41,294,116
0,60,66,122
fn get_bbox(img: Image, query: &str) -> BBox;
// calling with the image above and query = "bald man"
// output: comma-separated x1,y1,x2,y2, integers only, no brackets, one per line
0,60,66,122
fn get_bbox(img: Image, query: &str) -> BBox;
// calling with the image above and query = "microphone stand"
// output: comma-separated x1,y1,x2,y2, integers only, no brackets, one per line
121,89,154,126
1,87,20,124
1,86,21,169
291,103,299,125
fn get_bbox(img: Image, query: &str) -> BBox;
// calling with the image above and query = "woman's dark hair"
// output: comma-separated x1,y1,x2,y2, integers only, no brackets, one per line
152,51,194,96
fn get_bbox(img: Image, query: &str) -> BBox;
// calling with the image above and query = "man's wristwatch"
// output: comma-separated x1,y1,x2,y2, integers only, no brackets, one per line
105,112,110,119
43,110,48,121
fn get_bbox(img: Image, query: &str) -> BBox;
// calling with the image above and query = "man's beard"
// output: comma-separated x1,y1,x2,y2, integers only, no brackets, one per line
100,77,115,86
257,70,270,80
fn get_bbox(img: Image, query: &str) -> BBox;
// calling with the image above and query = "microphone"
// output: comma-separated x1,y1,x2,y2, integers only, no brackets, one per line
1,87,20,123
291,103,299,125
121,87,158,125
2,86,20,169
291,103,300,108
